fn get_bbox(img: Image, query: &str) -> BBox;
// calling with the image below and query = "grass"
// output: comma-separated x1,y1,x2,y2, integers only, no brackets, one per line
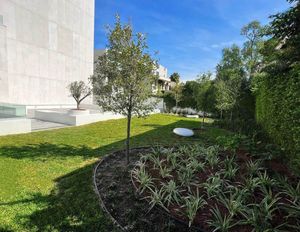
0,114,228,232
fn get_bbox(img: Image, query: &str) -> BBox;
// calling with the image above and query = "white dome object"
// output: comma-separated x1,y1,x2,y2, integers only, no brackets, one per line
173,128,194,137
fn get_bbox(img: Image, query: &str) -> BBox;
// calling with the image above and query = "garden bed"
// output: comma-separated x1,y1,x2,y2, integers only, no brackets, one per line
94,147,200,232
94,144,300,231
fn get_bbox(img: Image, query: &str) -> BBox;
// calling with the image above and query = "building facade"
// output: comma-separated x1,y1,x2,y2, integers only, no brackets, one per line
153,64,171,93
0,0,95,106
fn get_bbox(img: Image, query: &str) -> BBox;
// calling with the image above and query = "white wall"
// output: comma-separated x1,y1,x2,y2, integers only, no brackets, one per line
0,0,95,105
156,64,168,80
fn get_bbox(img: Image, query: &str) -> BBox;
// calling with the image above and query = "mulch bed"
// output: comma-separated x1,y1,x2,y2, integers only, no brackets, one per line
94,146,299,231
94,147,202,232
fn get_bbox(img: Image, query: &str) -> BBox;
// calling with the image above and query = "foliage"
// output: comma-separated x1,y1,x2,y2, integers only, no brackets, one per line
195,72,216,126
91,15,157,164
254,0,300,161
179,80,199,108
132,142,300,230
67,81,92,110
241,20,266,78
172,82,184,108
169,72,180,83
207,205,236,232
184,190,207,227
215,45,246,120
161,91,176,112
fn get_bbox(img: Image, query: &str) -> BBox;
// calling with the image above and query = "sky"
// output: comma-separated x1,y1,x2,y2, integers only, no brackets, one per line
94,0,291,81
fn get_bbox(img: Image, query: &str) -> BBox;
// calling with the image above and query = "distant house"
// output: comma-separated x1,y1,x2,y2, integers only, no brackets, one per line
94,49,171,94
153,64,171,93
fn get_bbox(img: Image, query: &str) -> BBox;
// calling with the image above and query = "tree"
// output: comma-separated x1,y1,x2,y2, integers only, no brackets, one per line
68,81,91,110
172,82,183,108
215,45,245,120
269,0,300,68
195,72,215,127
91,16,157,164
241,20,266,78
170,72,180,83
180,81,199,108
215,77,241,121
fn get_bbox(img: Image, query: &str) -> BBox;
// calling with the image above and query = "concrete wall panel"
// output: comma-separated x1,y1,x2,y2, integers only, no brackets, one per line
0,0,95,105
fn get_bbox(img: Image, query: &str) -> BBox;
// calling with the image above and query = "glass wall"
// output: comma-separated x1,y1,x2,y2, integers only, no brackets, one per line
0,103,26,118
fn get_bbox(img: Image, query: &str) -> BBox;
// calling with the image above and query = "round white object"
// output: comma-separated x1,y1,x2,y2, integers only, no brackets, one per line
173,128,194,137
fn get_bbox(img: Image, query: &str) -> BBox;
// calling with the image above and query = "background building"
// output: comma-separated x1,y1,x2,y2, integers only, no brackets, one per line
94,49,171,94
153,64,171,93
0,0,95,111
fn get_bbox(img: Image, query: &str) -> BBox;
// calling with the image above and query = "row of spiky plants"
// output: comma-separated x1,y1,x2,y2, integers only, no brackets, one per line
132,144,300,231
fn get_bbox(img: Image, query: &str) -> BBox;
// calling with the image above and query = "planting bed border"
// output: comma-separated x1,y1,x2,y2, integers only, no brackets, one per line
93,145,205,232
93,148,129,232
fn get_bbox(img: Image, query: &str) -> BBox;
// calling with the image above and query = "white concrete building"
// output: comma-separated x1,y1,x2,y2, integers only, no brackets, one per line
153,64,171,93
0,0,95,111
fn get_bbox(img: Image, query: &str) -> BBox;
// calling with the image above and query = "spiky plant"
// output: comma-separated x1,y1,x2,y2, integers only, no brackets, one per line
223,155,236,167
177,166,195,187
145,187,169,212
246,159,263,176
161,180,181,206
178,145,190,155
184,189,207,227
147,152,163,169
243,175,261,193
132,164,154,194
151,146,165,156
217,188,244,217
258,171,276,190
166,151,180,169
187,157,205,172
207,205,237,232
203,174,223,198
222,163,239,180
240,191,281,231
277,176,300,202
159,164,172,179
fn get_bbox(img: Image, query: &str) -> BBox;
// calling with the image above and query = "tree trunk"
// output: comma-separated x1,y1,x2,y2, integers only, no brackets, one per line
230,111,233,122
76,101,80,110
202,112,205,128
126,112,132,165
220,110,223,119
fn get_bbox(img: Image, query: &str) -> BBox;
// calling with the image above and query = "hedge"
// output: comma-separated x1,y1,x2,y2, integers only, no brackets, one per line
255,66,300,162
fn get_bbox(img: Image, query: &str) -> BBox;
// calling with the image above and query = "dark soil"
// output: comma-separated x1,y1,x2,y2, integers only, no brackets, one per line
94,147,299,232
94,147,202,232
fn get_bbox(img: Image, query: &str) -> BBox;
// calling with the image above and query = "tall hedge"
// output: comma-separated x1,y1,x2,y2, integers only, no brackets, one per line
255,66,300,159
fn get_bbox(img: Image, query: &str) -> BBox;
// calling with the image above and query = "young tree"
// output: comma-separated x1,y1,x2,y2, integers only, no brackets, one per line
68,81,92,110
170,72,180,83
195,72,215,127
91,16,157,164
172,82,183,108
215,45,245,121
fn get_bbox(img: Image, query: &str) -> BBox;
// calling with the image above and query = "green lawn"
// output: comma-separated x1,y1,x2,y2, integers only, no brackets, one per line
0,114,228,232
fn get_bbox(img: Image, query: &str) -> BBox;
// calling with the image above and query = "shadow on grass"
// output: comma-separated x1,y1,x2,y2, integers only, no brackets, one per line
0,119,222,231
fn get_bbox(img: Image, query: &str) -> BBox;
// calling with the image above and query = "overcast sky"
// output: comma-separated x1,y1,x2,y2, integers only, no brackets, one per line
94,0,291,81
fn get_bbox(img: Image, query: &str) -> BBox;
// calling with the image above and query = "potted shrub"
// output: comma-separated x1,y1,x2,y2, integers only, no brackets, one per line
67,81,92,115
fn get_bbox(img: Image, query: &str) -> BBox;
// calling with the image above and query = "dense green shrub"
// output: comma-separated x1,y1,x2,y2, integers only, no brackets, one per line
161,91,176,112
255,66,300,161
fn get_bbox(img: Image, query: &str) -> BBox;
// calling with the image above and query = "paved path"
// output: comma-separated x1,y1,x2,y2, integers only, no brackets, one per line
31,119,69,131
